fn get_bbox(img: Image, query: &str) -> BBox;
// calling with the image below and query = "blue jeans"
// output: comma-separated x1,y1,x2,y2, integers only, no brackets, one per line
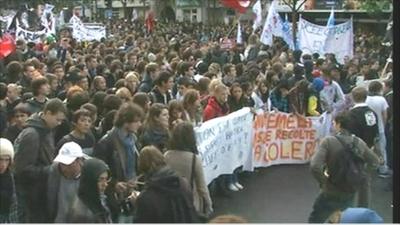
308,191,355,223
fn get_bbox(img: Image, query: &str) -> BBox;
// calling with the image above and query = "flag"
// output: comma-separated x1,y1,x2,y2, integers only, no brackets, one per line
326,7,335,27
0,33,15,59
132,9,138,22
252,0,262,31
237,21,242,44
382,13,393,46
260,0,283,46
145,11,155,33
220,0,250,14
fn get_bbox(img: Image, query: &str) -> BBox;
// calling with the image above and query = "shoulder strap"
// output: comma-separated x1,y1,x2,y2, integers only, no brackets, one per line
190,153,196,191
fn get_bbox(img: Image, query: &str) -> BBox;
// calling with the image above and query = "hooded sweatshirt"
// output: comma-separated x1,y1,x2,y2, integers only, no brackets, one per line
134,166,198,223
14,113,55,222
67,158,112,223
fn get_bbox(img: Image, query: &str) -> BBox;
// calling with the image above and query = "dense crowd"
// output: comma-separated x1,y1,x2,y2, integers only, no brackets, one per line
0,17,393,223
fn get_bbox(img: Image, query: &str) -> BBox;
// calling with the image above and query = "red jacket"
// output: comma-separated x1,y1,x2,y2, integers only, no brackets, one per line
203,96,229,122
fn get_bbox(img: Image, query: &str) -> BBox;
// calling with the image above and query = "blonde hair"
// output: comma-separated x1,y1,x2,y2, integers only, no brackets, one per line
208,79,223,96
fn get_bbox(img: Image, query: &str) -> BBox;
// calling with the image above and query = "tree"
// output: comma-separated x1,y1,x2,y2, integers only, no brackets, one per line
359,0,392,21
280,0,307,49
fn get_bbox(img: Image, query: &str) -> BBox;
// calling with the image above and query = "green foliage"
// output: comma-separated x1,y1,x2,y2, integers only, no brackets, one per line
360,0,392,13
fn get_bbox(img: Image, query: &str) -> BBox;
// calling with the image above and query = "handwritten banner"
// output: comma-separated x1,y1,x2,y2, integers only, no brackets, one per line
252,112,329,168
298,17,353,64
195,108,254,185
16,26,47,43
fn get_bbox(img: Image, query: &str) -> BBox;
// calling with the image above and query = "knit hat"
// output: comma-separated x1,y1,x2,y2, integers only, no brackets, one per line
0,138,14,161
340,208,383,223
312,77,325,92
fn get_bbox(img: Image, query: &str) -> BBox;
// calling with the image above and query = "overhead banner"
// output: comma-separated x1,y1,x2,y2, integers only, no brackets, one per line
324,18,353,64
252,112,330,168
195,108,254,185
16,24,47,43
298,17,353,63
69,15,106,41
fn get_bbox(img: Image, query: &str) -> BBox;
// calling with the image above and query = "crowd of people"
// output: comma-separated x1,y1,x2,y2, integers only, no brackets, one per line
0,16,393,223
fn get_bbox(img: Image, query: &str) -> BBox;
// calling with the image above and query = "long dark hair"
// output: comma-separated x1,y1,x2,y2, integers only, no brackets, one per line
169,121,198,154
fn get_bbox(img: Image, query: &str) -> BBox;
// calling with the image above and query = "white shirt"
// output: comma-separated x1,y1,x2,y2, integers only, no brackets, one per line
366,95,388,133
251,91,271,112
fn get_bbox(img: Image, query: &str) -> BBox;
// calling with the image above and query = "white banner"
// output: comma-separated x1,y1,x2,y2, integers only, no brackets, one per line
298,17,328,57
252,112,331,168
195,108,254,185
15,21,47,43
298,17,353,63
69,16,106,41
324,18,353,64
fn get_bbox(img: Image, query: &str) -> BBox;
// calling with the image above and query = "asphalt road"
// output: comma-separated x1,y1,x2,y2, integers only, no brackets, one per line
210,164,393,223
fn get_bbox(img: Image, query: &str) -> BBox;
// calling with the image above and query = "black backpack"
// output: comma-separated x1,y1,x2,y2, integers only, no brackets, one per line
328,135,367,193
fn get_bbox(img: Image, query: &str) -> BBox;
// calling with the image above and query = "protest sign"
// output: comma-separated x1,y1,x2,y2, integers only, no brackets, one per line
252,112,330,168
195,108,254,185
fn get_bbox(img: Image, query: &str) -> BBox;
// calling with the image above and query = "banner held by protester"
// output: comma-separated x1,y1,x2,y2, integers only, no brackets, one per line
195,108,254,185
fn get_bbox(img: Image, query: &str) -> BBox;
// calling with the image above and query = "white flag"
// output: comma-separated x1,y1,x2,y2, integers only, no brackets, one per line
260,0,283,46
237,21,242,44
132,9,138,22
252,0,262,31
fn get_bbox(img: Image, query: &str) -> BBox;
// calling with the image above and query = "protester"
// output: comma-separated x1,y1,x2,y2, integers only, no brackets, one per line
140,103,170,152
93,103,144,222
164,122,213,217
47,142,85,223
14,98,67,222
133,146,199,223
66,158,112,223
308,112,380,223
365,81,391,178
0,138,20,223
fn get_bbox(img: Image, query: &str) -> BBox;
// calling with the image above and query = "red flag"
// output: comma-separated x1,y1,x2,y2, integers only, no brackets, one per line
145,11,155,33
0,34,16,60
220,0,251,14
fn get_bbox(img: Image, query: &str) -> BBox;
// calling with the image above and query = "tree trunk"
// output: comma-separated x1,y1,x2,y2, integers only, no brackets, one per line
292,8,297,49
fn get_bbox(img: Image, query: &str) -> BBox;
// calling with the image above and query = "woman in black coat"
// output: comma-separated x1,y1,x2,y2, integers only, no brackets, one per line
67,158,112,223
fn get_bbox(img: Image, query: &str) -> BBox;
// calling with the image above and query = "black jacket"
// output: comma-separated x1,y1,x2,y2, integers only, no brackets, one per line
134,166,198,223
348,104,379,148
66,158,112,223
14,113,56,222
138,73,153,93
149,87,173,105
93,128,139,218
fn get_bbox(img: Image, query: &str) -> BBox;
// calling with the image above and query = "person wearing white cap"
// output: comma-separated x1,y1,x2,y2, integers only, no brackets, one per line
47,142,87,223
0,138,20,223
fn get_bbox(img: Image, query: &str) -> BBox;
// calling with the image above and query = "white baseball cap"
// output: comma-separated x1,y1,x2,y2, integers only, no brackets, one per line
54,142,88,165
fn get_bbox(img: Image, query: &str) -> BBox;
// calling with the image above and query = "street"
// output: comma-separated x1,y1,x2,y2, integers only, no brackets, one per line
211,164,393,223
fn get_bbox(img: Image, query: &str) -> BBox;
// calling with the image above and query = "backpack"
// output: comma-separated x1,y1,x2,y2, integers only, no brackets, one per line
327,135,367,193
